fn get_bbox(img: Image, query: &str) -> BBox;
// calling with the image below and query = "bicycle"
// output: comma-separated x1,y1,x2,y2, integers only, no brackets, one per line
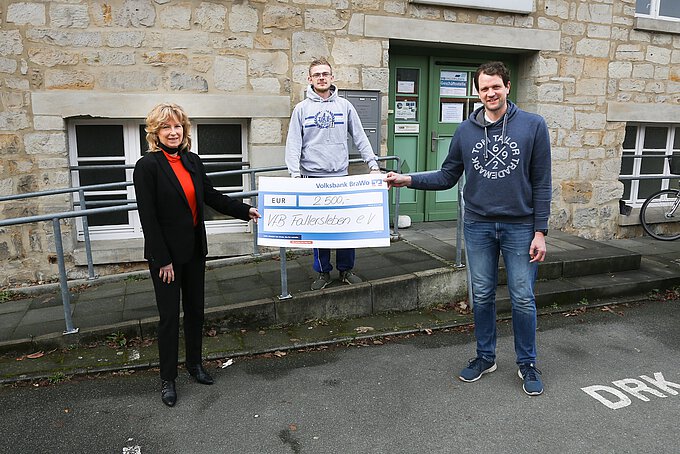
639,156,680,241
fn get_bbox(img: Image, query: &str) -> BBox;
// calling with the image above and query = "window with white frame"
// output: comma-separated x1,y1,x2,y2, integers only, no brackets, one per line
636,0,680,22
620,123,680,205
67,119,249,241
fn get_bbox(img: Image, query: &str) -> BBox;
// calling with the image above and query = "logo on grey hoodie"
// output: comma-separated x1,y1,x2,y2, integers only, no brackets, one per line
314,110,335,129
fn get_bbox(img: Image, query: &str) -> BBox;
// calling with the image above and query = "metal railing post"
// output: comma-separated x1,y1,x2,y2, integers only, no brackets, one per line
52,218,79,335
278,247,292,300
250,169,260,256
455,179,465,268
391,157,402,238
78,188,96,280
458,186,474,310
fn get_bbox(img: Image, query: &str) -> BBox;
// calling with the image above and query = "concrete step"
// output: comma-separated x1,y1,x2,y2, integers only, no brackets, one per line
495,257,680,312
404,228,643,284
493,242,642,285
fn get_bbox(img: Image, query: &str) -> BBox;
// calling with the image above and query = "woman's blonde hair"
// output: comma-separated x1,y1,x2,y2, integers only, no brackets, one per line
145,103,192,152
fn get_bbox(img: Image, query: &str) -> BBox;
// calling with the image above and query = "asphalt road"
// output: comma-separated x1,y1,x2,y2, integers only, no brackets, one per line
1,298,678,454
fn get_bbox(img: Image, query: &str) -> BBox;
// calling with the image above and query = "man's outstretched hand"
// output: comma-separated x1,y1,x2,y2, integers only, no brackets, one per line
384,172,412,189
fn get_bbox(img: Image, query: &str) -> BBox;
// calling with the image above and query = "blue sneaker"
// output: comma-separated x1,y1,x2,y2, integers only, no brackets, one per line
459,357,497,382
518,363,543,396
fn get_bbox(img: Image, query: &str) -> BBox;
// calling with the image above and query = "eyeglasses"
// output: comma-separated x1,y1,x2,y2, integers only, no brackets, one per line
310,72,332,79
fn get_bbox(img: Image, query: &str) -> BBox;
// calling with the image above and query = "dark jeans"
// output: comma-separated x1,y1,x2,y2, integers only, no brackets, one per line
464,221,538,365
312,248,356,273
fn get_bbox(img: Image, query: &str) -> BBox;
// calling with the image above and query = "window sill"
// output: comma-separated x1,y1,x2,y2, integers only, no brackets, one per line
618,207,641,227
634,17,680,35
409,0,532,14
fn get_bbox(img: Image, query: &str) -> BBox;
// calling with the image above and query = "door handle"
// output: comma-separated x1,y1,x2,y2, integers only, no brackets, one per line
431,131,445,152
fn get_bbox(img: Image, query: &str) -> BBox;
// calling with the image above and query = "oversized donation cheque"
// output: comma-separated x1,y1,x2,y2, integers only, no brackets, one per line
257,175,391,249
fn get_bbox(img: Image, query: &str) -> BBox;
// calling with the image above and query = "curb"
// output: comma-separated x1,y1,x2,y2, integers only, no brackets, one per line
0,266,468,354
2,296,664,385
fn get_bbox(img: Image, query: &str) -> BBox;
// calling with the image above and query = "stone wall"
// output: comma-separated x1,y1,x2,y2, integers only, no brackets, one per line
525,0,675,239
0,0,679,285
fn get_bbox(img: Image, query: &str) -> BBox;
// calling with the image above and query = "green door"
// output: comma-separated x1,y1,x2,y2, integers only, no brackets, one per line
388,51,517,222
424,61,481,220
388,55,428,222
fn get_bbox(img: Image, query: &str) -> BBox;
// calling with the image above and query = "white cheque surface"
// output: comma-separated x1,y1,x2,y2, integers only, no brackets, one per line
257,175,391,249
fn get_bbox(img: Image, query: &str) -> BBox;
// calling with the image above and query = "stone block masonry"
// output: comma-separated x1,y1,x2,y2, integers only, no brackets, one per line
0,0,679,285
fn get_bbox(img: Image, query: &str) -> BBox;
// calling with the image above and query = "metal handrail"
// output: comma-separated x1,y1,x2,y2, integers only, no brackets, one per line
1,156,405,335
621,153,678,157
68,161,250,171
618,175,680,181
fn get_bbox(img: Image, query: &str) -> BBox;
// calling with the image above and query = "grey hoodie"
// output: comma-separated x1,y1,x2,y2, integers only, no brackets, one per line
285,84,378,178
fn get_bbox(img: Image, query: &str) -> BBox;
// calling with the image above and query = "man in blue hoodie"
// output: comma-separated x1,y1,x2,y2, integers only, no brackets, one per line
385,61,551,396
286,57,381,291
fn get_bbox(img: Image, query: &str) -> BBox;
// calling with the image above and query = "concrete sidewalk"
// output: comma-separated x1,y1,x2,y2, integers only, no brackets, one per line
2,221,680,356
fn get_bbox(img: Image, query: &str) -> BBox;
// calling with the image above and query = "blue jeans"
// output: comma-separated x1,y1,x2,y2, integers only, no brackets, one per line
464,221,538,365
313,248,355,273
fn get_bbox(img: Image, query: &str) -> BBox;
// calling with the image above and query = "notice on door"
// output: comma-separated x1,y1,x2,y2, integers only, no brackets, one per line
440,71,467,96
441,102,464,123
257,175,391,249
395,100,417,120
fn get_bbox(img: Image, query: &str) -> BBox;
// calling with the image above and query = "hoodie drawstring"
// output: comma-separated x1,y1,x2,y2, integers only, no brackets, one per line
483,112,508,161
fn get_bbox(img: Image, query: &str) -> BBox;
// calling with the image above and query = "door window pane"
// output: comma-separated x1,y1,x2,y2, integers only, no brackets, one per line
396,68,419,94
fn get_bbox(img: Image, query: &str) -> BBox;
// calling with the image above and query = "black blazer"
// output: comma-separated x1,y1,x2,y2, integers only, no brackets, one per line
133,150,251,268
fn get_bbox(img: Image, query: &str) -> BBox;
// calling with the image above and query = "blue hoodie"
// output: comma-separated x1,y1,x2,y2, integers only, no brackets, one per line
410,101,551,230
285,84,379,178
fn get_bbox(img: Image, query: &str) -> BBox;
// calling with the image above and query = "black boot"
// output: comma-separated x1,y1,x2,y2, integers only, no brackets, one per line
161,380,177,407
187,364,214,385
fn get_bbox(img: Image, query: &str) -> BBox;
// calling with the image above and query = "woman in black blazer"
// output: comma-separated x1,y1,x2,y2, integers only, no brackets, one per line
133,103,260,407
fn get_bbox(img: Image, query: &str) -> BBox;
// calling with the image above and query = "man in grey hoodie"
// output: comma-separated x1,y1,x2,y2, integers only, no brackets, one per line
285,57,381,291
385,61,551,396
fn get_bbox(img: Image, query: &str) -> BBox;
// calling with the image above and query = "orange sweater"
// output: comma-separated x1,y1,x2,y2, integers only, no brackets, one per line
163,151,198,226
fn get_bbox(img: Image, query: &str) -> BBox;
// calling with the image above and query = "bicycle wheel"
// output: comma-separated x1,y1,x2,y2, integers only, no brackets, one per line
640,189,680,241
